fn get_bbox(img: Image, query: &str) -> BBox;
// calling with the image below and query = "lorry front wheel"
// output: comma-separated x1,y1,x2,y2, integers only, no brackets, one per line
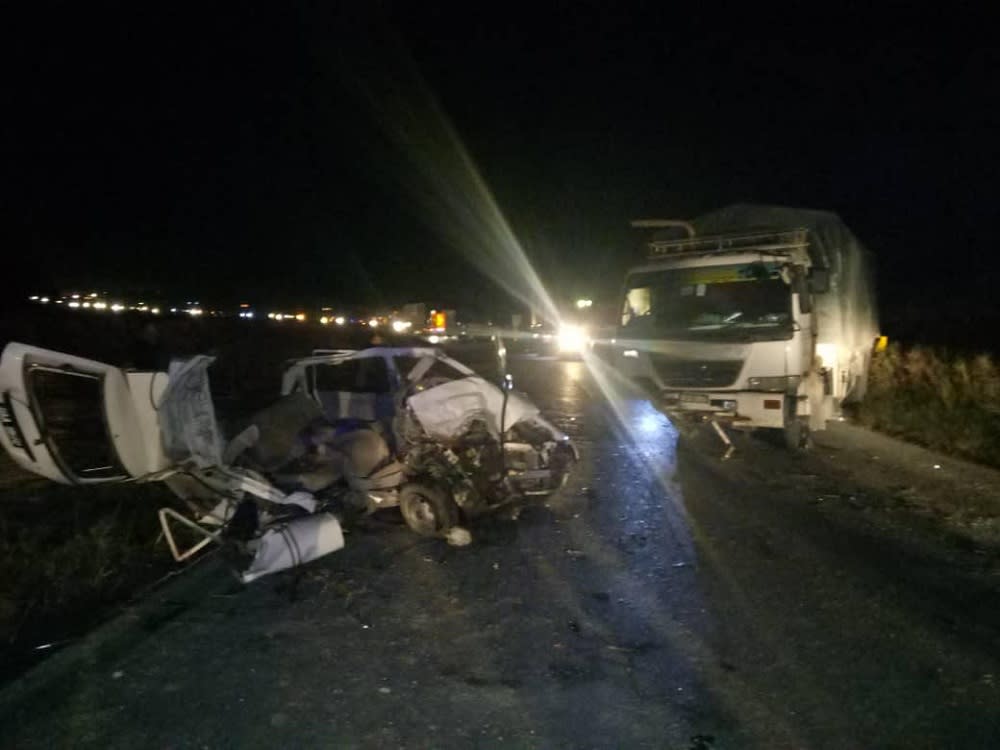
783,396,811,452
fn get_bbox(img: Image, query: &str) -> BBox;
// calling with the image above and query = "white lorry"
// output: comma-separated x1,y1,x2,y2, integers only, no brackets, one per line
616,204,878,449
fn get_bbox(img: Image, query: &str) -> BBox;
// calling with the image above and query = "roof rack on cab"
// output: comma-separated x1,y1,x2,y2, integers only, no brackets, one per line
637,227,809,261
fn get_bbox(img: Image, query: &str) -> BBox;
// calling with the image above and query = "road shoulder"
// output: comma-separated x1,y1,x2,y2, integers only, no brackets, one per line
817,421,1000,549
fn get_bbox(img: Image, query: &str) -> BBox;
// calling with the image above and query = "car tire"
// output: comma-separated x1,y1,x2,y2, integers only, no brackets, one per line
399,482,459,537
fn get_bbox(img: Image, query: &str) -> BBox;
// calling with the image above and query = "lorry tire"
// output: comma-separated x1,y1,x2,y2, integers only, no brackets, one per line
783,396,811,452
399,482,459,537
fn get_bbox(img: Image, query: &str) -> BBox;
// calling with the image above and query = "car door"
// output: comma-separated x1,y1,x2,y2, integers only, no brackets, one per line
0,343,170,484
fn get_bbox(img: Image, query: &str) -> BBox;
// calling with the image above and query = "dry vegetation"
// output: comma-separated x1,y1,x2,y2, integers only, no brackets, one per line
0,470,187,677
855,344,1000,469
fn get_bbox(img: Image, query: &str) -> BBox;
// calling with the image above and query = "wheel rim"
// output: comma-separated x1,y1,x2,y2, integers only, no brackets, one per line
404,493,439,534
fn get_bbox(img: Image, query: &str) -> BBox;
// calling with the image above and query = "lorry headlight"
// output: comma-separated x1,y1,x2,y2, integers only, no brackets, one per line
816,343,837,369
622,349,639,358
557,325,588,353
747,375,801,392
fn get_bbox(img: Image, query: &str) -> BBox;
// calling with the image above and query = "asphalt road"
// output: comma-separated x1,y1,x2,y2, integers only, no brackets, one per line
3,357,1000,748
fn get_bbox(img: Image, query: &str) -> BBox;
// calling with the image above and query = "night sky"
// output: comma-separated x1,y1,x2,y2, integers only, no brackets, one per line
6,4,997,323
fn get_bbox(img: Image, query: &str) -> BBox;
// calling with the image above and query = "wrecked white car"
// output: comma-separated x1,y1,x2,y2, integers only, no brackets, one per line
0,343,576,582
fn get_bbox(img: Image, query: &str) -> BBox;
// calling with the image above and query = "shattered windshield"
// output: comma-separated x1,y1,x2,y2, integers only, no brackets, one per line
620,262,793,341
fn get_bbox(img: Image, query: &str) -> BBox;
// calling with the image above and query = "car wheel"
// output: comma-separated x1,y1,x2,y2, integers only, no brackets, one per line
399,482,459,537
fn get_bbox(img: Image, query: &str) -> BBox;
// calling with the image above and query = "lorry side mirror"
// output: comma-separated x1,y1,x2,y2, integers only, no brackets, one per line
808,268,830,294
787,266,813,314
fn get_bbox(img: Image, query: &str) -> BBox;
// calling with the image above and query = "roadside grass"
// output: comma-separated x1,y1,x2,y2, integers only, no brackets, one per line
854,344,1000,469
0,466,184,667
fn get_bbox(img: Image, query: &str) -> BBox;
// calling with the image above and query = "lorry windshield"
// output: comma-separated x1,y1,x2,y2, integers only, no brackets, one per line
620,262,792,341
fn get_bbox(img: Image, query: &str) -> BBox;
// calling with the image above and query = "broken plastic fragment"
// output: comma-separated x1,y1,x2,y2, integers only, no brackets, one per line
445,527,472,546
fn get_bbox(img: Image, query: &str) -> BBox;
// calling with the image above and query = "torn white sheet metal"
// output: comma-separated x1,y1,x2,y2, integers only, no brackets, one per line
199,497,237,527
240,512,345,583
406,376,540,441
159,355,223,468
0,342,170,484
278,491,318,514
194,488,317,523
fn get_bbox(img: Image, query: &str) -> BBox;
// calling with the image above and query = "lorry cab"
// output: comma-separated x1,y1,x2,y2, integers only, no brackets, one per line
616,205,878,448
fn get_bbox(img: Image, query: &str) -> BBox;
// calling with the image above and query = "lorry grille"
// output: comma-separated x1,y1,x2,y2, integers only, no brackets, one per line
649,355,743,388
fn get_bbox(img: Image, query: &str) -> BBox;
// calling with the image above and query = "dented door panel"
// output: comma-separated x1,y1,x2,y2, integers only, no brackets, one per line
0,343,169,484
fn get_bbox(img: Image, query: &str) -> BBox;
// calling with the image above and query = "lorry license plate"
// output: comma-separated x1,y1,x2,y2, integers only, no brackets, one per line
679,392,709,404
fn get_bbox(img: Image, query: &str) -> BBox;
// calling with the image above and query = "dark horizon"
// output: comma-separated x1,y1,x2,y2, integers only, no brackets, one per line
6,4,998,323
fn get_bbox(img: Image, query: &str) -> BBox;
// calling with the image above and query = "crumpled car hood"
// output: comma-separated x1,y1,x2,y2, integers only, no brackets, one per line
406,375,553,442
